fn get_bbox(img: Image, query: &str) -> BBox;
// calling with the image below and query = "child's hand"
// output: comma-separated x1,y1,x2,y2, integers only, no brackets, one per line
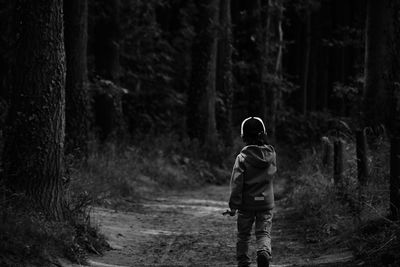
222,209,237,216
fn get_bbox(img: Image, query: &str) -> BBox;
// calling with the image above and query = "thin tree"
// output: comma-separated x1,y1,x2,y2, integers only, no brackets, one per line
187,0,219,148
2,0,66,219
92,0,125,141
302,6,311,115
64,0,90,158
262,0,284,139
216,0,233,146
94,0,120,82
363,0,391,127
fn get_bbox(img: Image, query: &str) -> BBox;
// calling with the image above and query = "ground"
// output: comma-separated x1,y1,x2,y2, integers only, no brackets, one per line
64,180,355,267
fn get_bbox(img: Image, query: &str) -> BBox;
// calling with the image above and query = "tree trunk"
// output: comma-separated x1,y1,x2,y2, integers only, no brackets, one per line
206,4,219,148
64,0,90,159
261,0,283,140
363,0,391,127
92,0,125,142
94,0,120,82
388,0,400,221
272,0,284,140
2,0,65,220
302,9,311,115
216,0,233,146
187,0,219,147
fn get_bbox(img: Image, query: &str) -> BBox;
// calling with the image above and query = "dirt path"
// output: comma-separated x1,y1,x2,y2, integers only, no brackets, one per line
72,184,354,267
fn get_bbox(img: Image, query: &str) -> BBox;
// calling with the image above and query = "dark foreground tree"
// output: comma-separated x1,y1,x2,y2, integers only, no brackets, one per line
388,0,400,221
64,0,90,158
187,0,219,148
216,0,233,146
2,0,65,219
363,0,391,127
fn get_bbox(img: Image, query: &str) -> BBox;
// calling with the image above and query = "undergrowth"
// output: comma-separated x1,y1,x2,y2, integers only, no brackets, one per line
0,184,108,267
68,134,235,208
0,134,238,266
287,135,400,265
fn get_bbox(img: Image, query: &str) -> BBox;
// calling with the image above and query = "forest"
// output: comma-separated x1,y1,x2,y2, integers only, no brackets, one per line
0,0,399,266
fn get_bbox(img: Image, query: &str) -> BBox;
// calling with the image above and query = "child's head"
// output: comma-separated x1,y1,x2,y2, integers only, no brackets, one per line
240,117,267,145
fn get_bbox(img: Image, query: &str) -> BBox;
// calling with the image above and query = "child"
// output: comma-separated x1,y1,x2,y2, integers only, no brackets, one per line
228,117,277,267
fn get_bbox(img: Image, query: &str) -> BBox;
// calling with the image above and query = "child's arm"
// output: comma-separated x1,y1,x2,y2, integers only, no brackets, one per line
267,146,277,175
229,155,245,210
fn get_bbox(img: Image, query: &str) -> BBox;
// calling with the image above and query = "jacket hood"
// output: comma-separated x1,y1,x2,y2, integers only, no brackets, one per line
240,145,275,169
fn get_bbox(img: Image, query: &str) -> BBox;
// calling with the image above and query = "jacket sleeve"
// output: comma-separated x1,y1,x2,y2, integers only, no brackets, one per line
229,155,245,209
267,145,277,175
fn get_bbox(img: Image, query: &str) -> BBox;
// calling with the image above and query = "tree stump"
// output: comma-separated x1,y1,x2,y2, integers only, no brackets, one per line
321,136,332,168
356,129,369,185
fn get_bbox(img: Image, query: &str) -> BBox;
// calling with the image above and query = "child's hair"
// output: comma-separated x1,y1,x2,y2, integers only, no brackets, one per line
240,117,268,145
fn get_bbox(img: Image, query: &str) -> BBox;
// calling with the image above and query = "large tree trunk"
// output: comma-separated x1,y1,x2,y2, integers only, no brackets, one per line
187,0,219,147
216,0,233,146
64,0,90,158
2,0,65,220
388,0,400,221
363,0,391,127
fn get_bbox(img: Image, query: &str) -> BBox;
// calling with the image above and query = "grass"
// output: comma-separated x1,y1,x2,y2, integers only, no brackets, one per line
0,133,238,266
0,187,108,267
286,135,400,265
68,134,235,208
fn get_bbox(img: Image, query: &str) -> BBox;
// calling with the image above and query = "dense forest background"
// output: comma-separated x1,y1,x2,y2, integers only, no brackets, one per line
0,0,399,266
0,0,377,145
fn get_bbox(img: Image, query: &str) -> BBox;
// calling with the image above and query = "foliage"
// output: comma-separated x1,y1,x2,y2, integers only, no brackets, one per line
287,133,399,265
104,0,194,134
287,148,358,241
276,110,344,145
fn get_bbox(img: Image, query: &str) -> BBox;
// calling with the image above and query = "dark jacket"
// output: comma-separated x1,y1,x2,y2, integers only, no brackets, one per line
229,144,277,211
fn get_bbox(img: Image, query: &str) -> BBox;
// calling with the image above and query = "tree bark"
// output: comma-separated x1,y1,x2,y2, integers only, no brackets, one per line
64,0,90,158
216,0,233,146
187,0,219,147
3,0,65,220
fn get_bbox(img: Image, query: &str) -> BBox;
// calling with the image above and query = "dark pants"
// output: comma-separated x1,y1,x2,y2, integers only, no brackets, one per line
236,209,273,267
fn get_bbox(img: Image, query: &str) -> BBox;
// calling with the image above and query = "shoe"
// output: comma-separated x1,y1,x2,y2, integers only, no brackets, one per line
256,253,269,267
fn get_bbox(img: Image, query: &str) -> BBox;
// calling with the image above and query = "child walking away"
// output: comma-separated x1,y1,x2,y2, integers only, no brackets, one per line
228,117,277,267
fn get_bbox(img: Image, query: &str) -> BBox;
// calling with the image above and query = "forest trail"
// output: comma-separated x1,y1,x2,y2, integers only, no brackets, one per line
77,185,354,267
